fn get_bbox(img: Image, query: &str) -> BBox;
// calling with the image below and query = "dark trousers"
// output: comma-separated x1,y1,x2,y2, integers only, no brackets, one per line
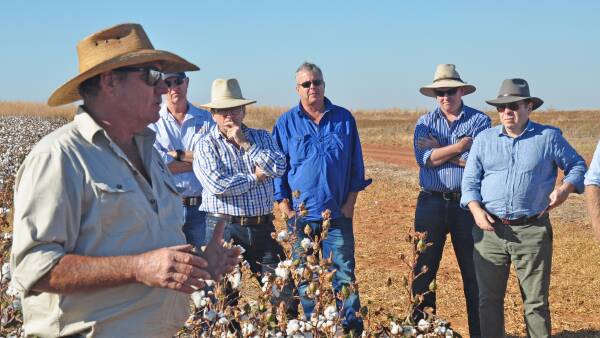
205,214,297,316
412,191,481,336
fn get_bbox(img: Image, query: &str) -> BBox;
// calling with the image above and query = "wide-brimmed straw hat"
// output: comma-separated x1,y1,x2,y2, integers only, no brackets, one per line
419,64,476,97
201,79,256,109
486,78,543,111
47,23,199,107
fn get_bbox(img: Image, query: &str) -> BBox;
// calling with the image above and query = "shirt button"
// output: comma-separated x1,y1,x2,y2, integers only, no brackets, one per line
150,199,157,204
116,184,123,189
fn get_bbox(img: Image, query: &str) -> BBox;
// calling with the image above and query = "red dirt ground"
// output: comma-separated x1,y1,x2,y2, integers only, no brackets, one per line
362,144,416,169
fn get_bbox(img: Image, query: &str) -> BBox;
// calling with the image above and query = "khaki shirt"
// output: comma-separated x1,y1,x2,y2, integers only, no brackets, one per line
10,108,190,337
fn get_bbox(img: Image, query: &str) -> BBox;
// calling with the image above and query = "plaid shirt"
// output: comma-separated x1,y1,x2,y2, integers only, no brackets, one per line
193,124,285,216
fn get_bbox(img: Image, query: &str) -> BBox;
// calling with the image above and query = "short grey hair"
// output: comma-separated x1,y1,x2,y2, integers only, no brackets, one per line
296,62,323,79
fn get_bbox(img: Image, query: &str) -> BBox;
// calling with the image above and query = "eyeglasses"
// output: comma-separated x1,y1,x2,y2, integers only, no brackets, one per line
434,88,458,97
298,80,323,88
213,108,243,116
115,66,162,86
496,102,523,112
165,77,186,88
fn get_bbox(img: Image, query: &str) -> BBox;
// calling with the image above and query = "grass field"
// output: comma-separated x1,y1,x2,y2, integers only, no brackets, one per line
1,101,600,337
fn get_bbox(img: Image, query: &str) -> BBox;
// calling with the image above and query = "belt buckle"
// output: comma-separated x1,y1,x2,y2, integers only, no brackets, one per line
442,192,452,201
240,216,248,226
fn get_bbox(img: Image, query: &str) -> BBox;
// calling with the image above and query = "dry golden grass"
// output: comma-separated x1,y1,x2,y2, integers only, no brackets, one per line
0,101,76,119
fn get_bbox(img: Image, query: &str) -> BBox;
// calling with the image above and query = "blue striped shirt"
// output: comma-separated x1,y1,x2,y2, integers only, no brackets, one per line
413,104,491,192
193,124,286,216
149,102,213,197
461,121,586,219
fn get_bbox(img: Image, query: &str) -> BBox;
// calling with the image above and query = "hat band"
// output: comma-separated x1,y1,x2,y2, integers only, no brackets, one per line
433,77,463,83
499,93,529,98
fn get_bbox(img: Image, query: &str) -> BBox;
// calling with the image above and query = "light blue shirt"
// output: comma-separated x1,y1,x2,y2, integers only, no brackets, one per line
585,140,600,186
194,125,286,216
461,121,586,219
414,104,491,192
149,102,213,197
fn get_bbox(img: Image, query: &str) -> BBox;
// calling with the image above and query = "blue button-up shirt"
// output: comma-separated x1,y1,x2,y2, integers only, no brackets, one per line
272,98,372,221
414,104,491,192
193,124,286,216
584,140,600,186
461,121,586,219
149,102,213,197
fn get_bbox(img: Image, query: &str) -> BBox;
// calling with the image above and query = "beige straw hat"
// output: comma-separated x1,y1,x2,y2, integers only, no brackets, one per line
486,78,543,110
201,79,256,109
419,64,476,97
47,23,199,107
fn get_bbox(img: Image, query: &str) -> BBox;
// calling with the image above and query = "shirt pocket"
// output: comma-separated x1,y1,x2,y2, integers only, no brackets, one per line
325,131,345,158
158,174,185,235
91,179,147,237
290,134,314,165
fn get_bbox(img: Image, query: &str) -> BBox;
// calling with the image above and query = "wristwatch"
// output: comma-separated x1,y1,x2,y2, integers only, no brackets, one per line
175,149,184,161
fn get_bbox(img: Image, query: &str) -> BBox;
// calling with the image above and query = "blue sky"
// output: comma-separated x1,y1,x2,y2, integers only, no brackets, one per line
1,1,598,111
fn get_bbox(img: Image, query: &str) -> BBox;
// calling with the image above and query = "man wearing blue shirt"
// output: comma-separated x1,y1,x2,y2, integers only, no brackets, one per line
272,62,371,334
413,64,490,337
585,141,600,242
461,78,586,338
149,72,213,248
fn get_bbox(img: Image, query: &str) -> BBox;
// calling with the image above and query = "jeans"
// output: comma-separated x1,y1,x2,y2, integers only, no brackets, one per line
289,216,363,333
473,214,553,338
205,214,297,316
182,205,207,248
412,191,480,336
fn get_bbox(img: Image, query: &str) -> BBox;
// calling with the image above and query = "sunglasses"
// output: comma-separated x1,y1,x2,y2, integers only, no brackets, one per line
115,66,162,86
299,80,323,88
165,77,186,88
434,88,458,97
496,102,523,112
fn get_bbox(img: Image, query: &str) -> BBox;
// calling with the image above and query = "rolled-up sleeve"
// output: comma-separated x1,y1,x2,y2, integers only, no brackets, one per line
413,117,433,167
460,136,485,209
585,140,600,186
552,130,586,193
10,149,82,295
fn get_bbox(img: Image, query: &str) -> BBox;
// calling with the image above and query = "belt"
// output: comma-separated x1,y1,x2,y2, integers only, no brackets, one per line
491,214,541,226
421,189,461,201
182,196,202,207
207,213,274,226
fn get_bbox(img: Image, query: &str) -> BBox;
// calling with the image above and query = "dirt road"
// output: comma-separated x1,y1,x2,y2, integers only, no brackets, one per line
362,144,417,169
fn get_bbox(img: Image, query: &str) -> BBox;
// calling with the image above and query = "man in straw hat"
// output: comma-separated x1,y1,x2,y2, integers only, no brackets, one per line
272,62,372,334
412,64,490,337
9,23,240,337
461,78,586,337
585,142,600,242
193,78,296,316
149,71,213,248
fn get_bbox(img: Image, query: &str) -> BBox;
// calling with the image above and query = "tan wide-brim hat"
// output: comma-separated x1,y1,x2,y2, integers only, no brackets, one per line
201,78,256,109
47,23,199,107
486,78,543,111
419,64,476,97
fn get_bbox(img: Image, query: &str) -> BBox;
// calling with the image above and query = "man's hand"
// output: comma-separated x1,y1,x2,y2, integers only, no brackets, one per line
201,218,242,281
224,122,250,150
547,186,571,211
416,135,440,150
341,192,359,219
457,136,473,152
468,201,495,231
254,166,268,182
133,244,211,294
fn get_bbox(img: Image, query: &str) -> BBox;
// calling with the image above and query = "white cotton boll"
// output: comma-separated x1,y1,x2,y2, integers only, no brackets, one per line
417,319,431,332
300,238,313,251
1,263,10,282
402,326,417,336
228,270,242,289
280,259,293,268
445,329,454,337
5,284,20,298
286,319,300,335
275,266,290,281
390,322,400,335
2,232,11,240
261,274,271,285
218,316,229,326
11,298,21,311
277,230,289,241
242,323,255,335
204,280,215,287
324,305,338,321
191,290,204,308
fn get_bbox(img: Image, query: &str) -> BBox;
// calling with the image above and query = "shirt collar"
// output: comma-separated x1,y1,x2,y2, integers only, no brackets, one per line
160,101,205,122
434,102,465,120
498,120,535,137
294,97,334,117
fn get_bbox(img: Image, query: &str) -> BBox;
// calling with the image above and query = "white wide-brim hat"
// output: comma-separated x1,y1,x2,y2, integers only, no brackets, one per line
419,64,476,97
201,78,256,109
